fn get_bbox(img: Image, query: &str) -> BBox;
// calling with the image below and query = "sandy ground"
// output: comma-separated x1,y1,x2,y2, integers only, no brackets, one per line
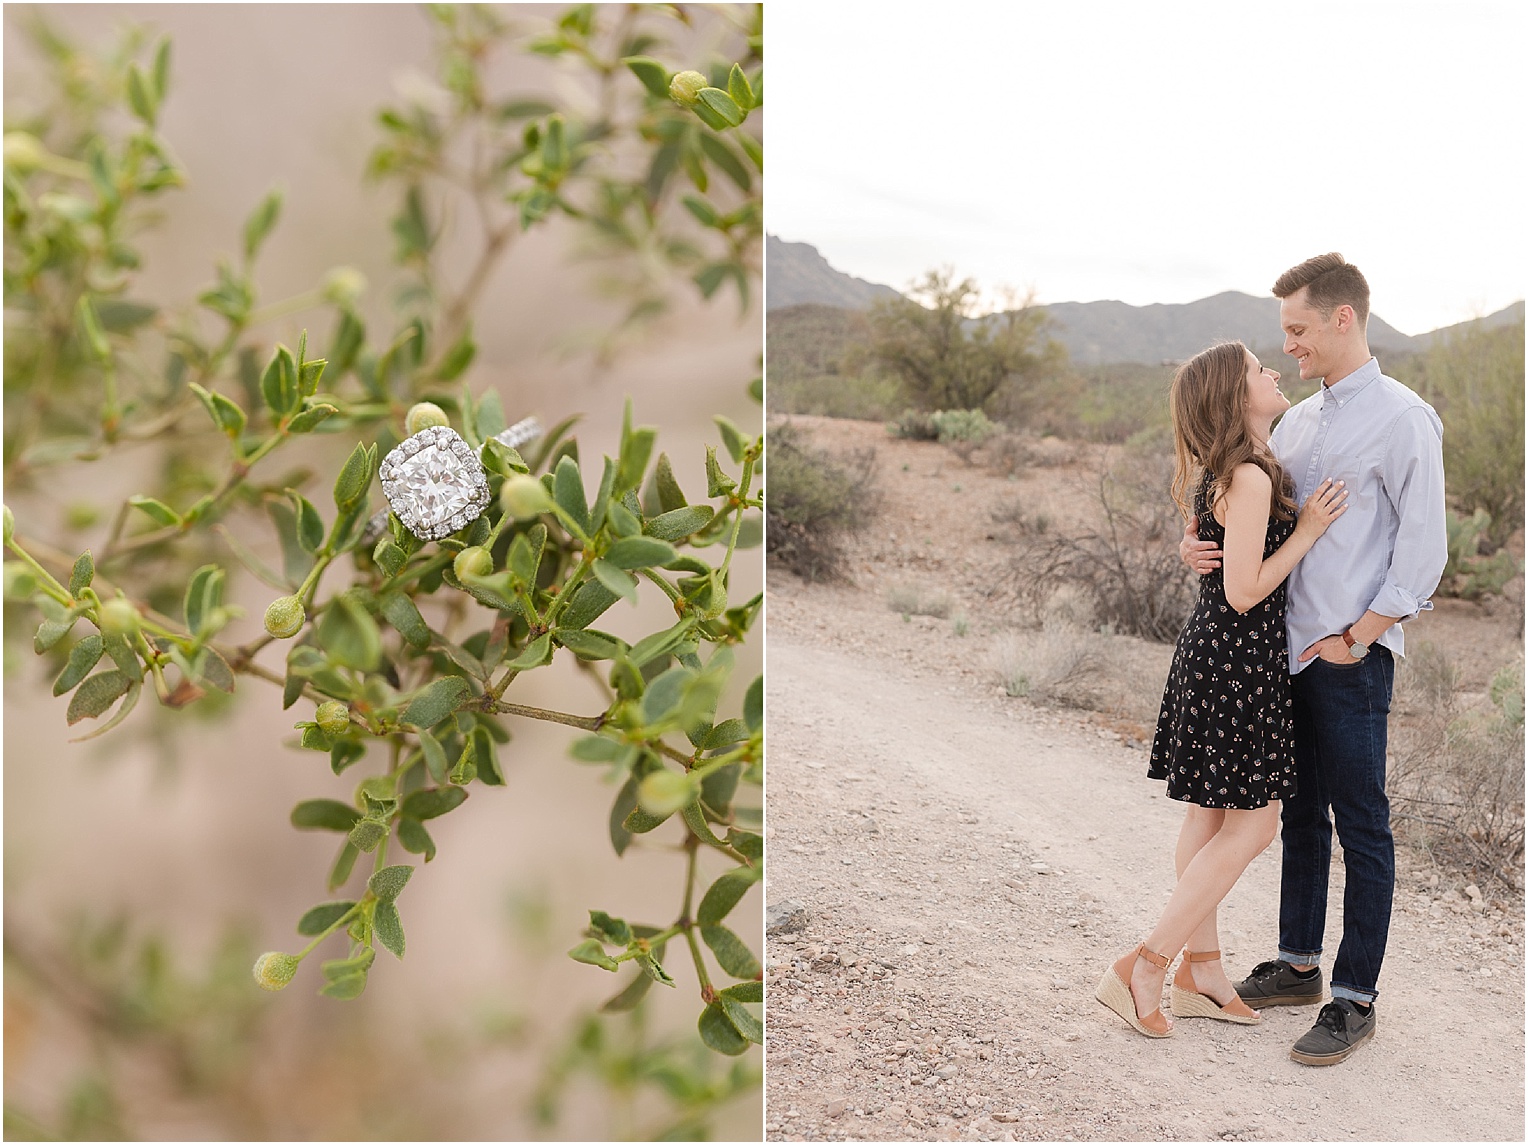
762,418,1525,1143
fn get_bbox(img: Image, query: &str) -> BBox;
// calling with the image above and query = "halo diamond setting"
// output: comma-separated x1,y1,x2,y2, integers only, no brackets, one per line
379,426,491,541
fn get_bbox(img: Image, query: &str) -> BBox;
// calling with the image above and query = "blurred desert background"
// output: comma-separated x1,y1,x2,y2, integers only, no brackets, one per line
3,4,761,1140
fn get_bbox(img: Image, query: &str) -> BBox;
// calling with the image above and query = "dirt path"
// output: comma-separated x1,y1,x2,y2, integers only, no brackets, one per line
763,582,1524,1143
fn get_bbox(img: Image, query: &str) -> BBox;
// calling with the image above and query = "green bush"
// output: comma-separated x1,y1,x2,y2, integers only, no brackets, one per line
887,408,941,441
1440,508,1521,600
1392,320,1525,551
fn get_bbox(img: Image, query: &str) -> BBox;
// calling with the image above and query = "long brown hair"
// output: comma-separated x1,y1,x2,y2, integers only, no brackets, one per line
1169,341,1296,522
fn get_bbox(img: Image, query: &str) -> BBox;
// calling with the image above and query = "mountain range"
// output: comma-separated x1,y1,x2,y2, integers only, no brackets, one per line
768,235,1524,366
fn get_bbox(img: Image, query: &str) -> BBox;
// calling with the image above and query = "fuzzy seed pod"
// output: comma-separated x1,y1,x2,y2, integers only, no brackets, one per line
98,598,140,636
263,595,306,638
453,546,493,580
320,266,368,306
669,71,707,106
315,701,350,737
500,474,553,521
252,951,299,991
404,402,450,436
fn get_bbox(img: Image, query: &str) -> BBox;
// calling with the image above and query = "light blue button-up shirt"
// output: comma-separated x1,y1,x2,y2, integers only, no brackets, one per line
1269,357,1447,674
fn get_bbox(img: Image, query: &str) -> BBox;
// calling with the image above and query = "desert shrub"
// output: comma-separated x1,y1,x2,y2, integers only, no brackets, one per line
766,421,878,582
930,408,998,464
1001,449,1195,641
993,609,1105,705
984,431,1036,478
887,583,953,619
1391,648,1525,888
888,408,940,441
1438,508,1521,600
1392,320,1525,551
771,371,905,420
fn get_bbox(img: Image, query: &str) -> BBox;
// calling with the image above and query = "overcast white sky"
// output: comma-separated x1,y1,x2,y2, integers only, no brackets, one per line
766,0,1525,335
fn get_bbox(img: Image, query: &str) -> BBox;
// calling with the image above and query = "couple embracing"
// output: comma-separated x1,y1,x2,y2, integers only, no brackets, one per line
1095,254,1447,1065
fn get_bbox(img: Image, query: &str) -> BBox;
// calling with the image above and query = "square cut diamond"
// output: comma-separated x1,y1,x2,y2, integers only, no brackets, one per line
380,427,490,541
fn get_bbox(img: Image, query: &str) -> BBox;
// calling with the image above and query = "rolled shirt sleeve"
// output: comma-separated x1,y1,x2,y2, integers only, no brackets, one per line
1368,404,1447,623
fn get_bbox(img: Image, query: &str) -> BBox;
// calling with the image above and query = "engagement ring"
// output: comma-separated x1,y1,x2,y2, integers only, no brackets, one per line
368,416,544,544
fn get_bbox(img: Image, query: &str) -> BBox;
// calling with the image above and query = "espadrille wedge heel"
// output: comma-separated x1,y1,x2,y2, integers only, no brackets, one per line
1095,944,1174,1037
1170,949,1261,1024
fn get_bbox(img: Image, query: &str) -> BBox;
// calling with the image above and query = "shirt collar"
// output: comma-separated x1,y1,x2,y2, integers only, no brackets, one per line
1321,357,1381,408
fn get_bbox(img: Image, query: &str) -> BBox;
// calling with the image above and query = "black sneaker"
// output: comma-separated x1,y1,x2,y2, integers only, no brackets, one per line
1289,1000,1376,1066
1234,959,1326,1007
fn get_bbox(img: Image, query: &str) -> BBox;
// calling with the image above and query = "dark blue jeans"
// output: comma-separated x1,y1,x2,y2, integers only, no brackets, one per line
1277,648,1395,1005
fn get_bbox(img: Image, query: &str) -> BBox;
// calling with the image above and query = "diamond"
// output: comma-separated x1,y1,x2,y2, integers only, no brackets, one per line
382,427,490,540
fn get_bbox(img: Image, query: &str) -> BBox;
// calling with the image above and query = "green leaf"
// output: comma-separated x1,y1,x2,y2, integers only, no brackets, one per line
333,442,376,511
743,674,762,732
624,55,670,97
608,776,639,856
592,559,638,605
702,924,761,979
297,901,356,936
696,86,744,126
720,980,763,1004
330,309,365,377
316,591,382,672
553,455,591,537
319,972,369,1000
53,635,105,696
698,130,751,192
397,817,436,861
640,664,694,725
348,819,387,853
683,194,720,228
644,504,714,542
102,632,140,676
588,911,632,945
704,445,736,497
287,403,338,434
69,551,94,596
726,63,755,110
65,669,131,723
604,536,676,570
702,720,749,750
331,740,366,776
622,803,674,834
243,189,283,263
190,384,247,439
261,344,299,417
637,950,676,987
288,491,325,554
615,400,657,495
697,866,759,925
291,799,362,832
127,495,182,528
183,565,223,635
554,628,625,661
328,842,360,891
569,939,619,972
559,580,619,630
698,1001,749,1055
374,901,405,958
471,726,504,786
570,734,629,763
650,452,688,513
418,727,449,784
435,327,476,381
195,646,236,693
368,864,413,903
624,615,697,669
393,185,434,259
400,786,468,821
721,995,763,1044
714,415,748,463
504,626,553,669
379,590,431,649
602,964,658,1011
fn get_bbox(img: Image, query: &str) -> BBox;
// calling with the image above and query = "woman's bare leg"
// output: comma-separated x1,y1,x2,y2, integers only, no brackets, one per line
1176,805,1238,1000
1126,803,1280,1019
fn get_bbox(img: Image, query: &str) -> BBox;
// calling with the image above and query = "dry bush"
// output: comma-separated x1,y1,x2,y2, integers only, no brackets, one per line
1390,645,1525,889
766,421,880,582
992,611,1105,706
887,583,954,619
1000,449,1195,641
982,431,1038,479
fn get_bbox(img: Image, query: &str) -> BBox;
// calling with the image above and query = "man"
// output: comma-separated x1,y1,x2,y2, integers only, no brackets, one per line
1180,253,1447,1065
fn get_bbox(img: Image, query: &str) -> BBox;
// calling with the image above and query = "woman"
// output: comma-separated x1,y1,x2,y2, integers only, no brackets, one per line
1095,341,1347,1037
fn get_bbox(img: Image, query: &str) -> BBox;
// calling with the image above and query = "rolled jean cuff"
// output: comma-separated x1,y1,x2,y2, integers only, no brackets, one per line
1331,983,1377,1005
1278,948,1321,967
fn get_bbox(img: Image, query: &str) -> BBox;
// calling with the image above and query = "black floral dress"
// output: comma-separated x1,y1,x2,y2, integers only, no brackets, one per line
1148,471,1297,809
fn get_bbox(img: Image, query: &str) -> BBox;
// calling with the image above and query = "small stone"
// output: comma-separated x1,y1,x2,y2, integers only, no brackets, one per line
767,901,808,934
966,1095,982,1108
827,1099,847,1118
936,1065,959,1079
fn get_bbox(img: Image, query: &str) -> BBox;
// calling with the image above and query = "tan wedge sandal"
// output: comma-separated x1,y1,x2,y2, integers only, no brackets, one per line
1170,950,1262,1024
1096,944,1174,1037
